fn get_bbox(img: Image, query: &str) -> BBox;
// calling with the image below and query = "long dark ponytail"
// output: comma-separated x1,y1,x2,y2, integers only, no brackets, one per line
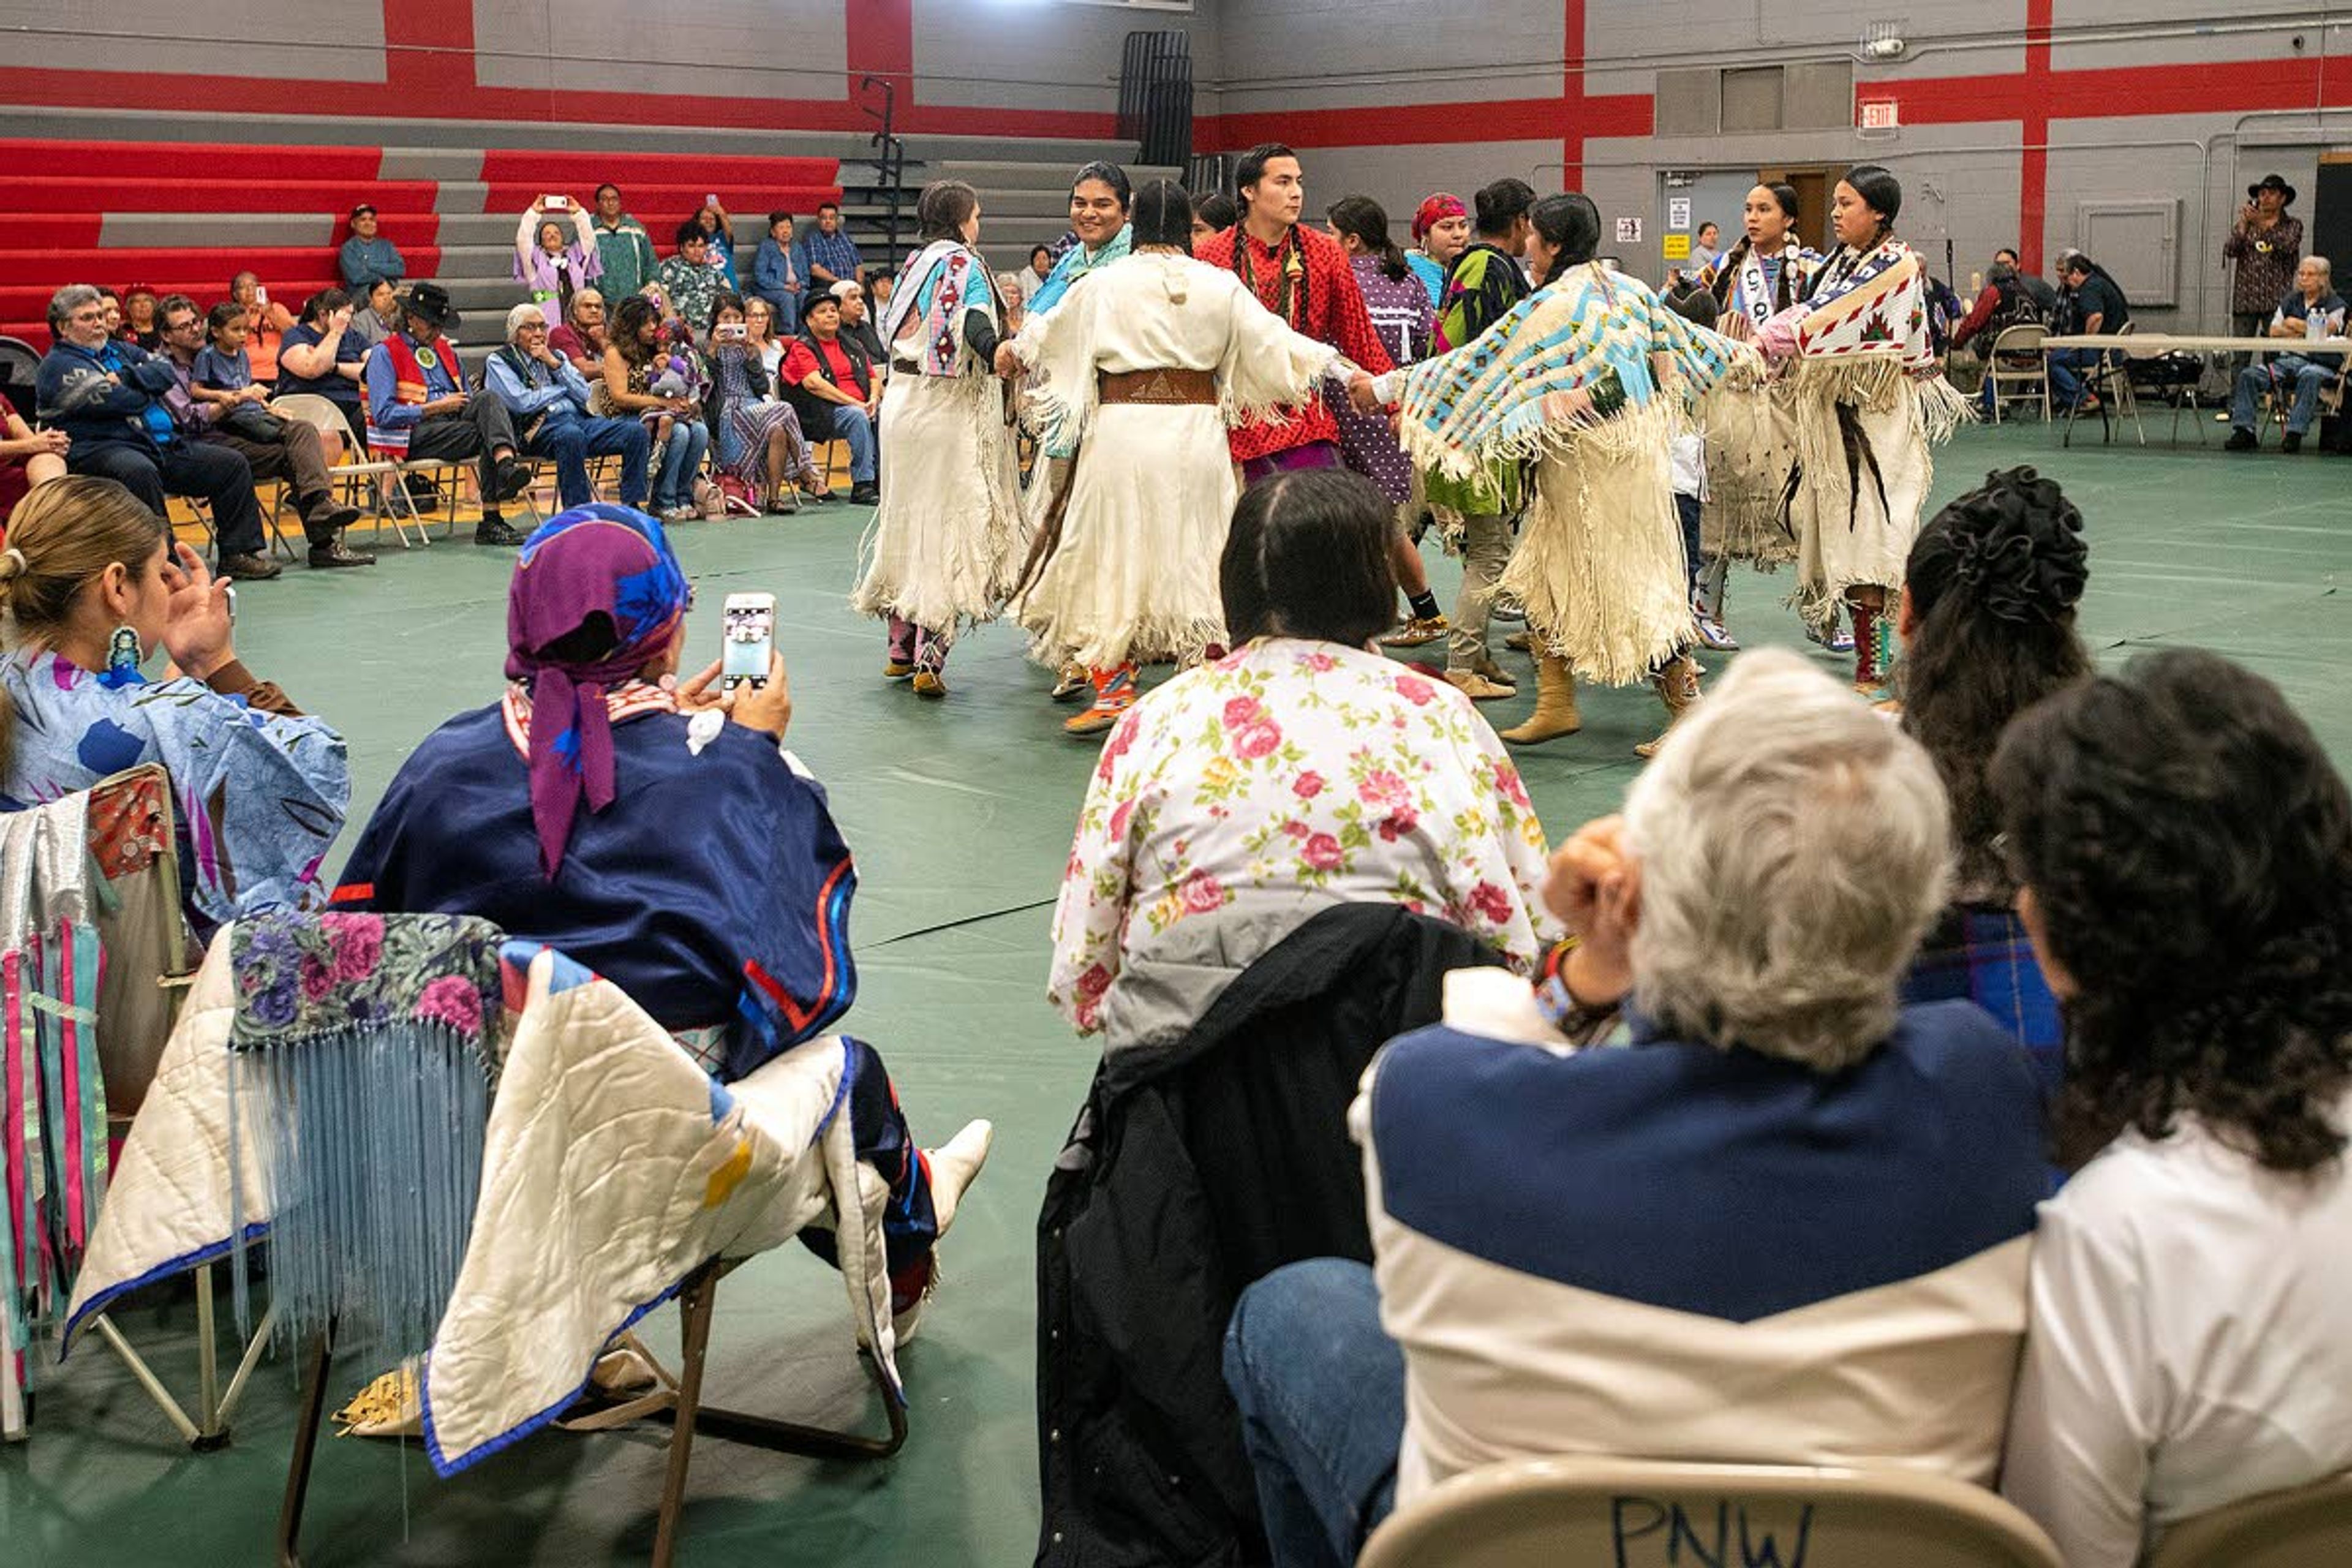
1327,195,1409,282
1528,194,1601,288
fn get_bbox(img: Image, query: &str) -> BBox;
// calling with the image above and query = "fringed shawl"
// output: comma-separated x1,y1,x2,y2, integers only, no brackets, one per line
1788,240,1938,374
225,911,505,1359
1395,263,1762,483
879,240,999,378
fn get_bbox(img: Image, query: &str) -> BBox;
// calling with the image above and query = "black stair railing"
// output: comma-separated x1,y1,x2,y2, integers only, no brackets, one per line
860,73,907,264
1117,31,1193,170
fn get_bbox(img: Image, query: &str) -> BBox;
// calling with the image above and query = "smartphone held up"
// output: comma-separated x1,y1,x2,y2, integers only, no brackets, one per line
722,592,777,688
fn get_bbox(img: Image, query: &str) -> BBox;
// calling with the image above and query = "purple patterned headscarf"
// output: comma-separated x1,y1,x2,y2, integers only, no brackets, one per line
505,504,691,876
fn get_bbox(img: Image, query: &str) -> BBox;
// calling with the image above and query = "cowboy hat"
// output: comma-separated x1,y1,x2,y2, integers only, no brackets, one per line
395,281,463,336
2248,173,2297,206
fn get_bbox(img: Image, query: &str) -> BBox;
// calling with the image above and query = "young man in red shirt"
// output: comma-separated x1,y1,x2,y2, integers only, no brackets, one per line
1195,144,1447,643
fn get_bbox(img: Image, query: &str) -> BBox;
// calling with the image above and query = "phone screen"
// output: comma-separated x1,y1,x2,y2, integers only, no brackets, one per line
722,594,775,687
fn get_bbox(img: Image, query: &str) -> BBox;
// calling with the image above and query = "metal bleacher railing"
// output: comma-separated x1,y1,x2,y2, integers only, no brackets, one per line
1118,31,1194,174
859,75,908,266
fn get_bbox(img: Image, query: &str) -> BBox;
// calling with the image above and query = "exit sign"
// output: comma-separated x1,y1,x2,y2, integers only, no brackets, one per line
1859,99,1901,129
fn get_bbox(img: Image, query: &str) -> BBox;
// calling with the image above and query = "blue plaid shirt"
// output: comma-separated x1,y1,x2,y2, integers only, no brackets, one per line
802,226,862,282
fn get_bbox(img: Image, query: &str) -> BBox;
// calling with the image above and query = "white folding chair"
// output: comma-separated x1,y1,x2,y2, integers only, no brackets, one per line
1985,325,2051,425
1359,1457,2064,1568
268,393,418,548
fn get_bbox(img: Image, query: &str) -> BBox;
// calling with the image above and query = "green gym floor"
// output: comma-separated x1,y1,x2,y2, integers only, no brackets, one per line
5,423,2348,1566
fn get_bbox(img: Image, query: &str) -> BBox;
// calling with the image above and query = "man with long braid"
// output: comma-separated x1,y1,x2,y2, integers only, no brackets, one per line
1193,146,1449,639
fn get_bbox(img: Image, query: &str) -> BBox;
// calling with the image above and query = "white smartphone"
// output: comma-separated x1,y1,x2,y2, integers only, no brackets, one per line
543,193,571,211
255,285,269,305
721,592,776,688
716,322,747,341
706,193,720,210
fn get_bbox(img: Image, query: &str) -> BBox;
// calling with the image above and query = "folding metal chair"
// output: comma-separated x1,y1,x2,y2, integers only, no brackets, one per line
1984,325,2051,425
2061,324,2145,448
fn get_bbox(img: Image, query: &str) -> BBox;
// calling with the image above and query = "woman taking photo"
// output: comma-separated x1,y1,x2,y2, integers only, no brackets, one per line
0,477,349,932
601,295,714,521
514,197,603,328
705,292,829,514
228,271,295,388
1756,164,1970,697
1991,649,2352,1566
850,181,1023,698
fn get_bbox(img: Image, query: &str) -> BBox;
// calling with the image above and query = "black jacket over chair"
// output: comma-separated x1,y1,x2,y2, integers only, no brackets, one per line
1034,901,1509,1568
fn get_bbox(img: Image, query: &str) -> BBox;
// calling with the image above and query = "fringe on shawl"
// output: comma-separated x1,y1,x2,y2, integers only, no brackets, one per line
1783,359,1975,620
1496,398,1696,687
1017,608,1229,673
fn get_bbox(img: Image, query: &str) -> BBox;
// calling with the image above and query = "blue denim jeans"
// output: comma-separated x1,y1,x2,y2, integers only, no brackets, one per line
654,417,710,508
2233,355,2337,435
809,402,877,482
1223,1259,1406,1568
526,413,650,509
2046,347,2101,409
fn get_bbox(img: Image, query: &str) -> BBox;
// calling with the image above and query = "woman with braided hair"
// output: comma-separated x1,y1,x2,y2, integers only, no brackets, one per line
850,180,1025,698
1371,193,1759,752
1757,165,1972,698
1692,183,1824,647
1989,646,2352,1567
998,180,1379,736
1893,467,2092,1091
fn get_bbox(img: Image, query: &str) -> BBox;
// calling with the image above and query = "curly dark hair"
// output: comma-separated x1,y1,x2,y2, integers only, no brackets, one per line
1900,467,2092,899
1989,648,2352,1173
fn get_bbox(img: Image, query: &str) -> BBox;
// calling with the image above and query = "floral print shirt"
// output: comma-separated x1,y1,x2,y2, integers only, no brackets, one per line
1049,638,1557,1034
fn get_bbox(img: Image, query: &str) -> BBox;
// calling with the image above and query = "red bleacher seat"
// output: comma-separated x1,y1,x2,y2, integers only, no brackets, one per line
0,140,386,183
0,178,441,216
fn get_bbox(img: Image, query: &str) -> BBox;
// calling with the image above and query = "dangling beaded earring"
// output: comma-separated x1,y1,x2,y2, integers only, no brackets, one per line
102,625,144,688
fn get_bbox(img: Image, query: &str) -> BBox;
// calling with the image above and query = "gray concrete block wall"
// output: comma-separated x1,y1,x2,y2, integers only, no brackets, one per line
470,0,846,99
913,0,1217,115
0,0,385,80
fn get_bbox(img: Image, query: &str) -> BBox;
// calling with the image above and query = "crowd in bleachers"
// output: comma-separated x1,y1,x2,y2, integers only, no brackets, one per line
0,176,892,565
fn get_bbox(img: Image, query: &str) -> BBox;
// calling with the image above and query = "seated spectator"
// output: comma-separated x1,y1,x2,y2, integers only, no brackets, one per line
1992,246,2059,314
1894,467,2090,1091
229,271,295,388
2227,255,2346,453
778,291,877,505
119,285,160,350
705,293,825,513
330,503,991,1325
548,288,608,376
338,203,406,291
1026,243,1055,296
1952,262,2051,415
1,386,68,525
361,282,535,547
743,295,788,380
2047,251,2128,412
752,209,808,334
601,295,714,522
34,284,280,581
0,476,349,932
349,276,401,349
1224,647,2049,1568
589,183,660,306
693,199,739,290
159,296,371,570
277,287,370,437
96,288,124,339
867,265,896,315
1992,648,2352,1567
513,196,603,328
657,222,726,335
833,277,886,364
803,200,863,290
483,303,649,512
1048,470,1554,1037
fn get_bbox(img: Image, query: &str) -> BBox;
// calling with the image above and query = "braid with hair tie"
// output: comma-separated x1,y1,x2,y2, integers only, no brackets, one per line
1709,235,1750,307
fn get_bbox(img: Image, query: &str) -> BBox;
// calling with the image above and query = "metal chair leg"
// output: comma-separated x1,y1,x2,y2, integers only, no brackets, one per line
276,1322,336,1568
651,1261,721,1568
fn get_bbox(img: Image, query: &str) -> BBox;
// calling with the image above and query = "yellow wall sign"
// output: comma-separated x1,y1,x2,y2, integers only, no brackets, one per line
1662,234,1691,260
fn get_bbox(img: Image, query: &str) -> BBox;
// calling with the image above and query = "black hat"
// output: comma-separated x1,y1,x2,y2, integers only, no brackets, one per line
396,281,462,336
350,202,378,221
2248,173,2297,206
